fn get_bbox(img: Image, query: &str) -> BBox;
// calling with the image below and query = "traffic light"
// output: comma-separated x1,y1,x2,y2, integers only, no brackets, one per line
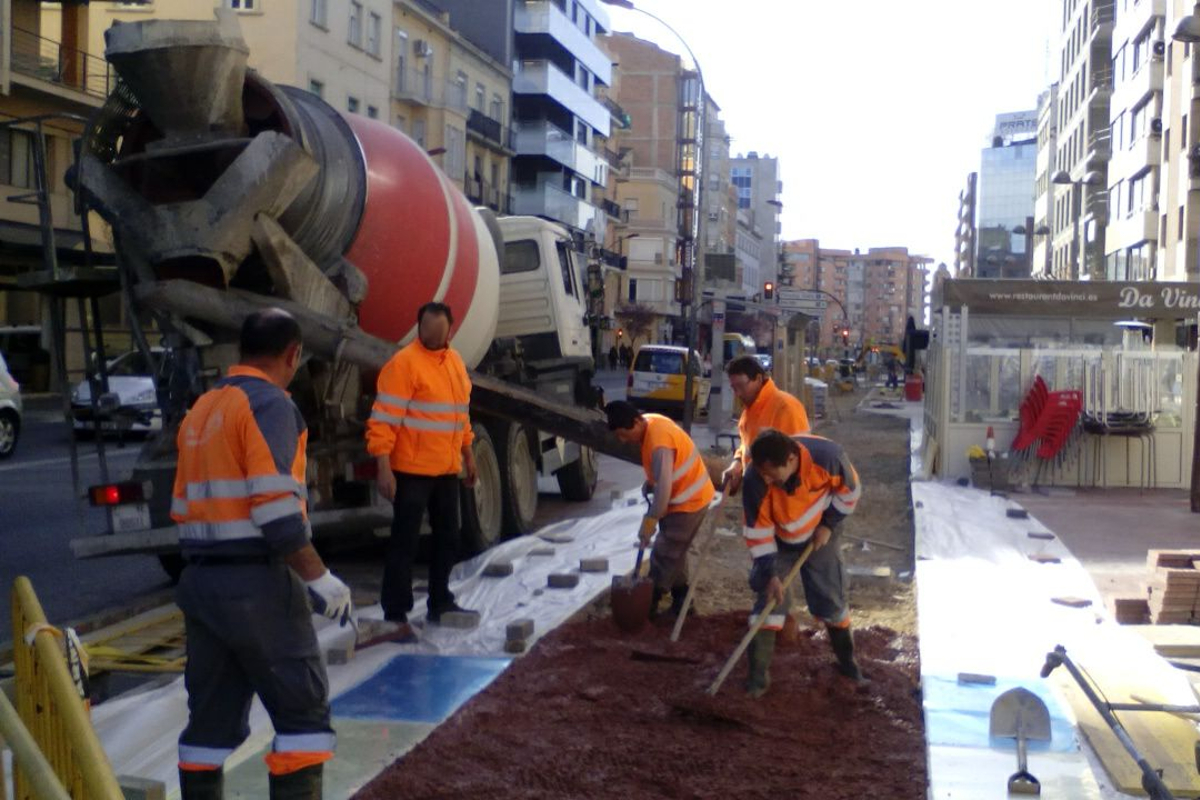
763,281,775,300
841,328,850,346
616,328,624,339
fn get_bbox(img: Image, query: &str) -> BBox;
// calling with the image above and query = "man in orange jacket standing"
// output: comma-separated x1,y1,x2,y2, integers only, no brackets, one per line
367,302,477,639
720,354,811,497
172,309,352,800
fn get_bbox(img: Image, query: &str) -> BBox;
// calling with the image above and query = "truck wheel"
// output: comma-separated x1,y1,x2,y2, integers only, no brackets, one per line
490,419,539,537
555,445,597,501
0,410,18,459
158,554,185,584
461,424,503,554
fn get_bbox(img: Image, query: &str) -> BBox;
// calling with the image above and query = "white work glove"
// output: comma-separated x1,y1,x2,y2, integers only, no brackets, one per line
305,570,354,628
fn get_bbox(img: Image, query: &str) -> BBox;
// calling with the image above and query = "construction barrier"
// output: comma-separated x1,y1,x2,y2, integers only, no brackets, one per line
9,576,123,800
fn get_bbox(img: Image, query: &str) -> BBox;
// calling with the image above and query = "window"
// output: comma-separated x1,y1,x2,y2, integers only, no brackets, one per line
310,0,327,27
0,130,35,189
557,242,578,297
394,115,407,133
502,240,540,274
347,96,360,114
444,124,465,176
1165,129,1171,161
490,95,503,121
367,13,381,56
1131,101,1148,141
413,119,426,147
576,119,588,146
1184,114,1190,149
348,1,363,47
475,83,485,111
225,0,255,9
308,79,325,98
367,105,378,119
454,71,468,109
577,66,590,92
394,30,408,93
628,277,638,303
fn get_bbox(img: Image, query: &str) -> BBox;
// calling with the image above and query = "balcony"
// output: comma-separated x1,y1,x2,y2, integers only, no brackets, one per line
466,109,510,150
513,60,610,135
600,198,622,220
1087,65,1113,107
512,181,606,237
1110,131,1161,179
1089,0,1115,39
598,247,627,270
515,1,612,86
1087,129,1111,168
1114,58,1164,112
1085,187,1110,224
512,120,604,183
10,27,112,100
1109,207,1158,245
393,69,436,105
464,175,509,212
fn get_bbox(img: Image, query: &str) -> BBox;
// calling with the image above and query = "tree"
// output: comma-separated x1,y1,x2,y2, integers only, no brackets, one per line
615,304,657,348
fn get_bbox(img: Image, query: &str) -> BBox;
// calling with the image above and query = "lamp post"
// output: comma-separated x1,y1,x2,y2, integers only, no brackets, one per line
1012,216,1050,277
603,0,706,431
1051,170,1102,280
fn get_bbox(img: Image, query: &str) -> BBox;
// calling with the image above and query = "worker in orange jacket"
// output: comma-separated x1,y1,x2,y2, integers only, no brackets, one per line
605,401,715,616
720,354,811,496
743,428,863,696
171,309,352,800
367,302,477,640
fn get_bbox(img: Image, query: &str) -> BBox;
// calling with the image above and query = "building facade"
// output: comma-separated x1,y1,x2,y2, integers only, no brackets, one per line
976,110,1038,279
730,151,781,286
1050,0,1114,279
1033,84,1059,276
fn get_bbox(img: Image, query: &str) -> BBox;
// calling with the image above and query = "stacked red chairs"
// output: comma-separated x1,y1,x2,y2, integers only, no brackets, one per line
1010,377,1084,475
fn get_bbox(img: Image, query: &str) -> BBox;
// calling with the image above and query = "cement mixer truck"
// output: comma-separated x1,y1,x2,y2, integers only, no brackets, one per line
68,15,636,579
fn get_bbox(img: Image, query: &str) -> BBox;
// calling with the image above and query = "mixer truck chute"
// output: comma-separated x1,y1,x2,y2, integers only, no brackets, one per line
67,15,637,576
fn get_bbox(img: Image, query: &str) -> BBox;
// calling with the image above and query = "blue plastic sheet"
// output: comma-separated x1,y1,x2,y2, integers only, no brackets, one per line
333,655,512,724
923,674,1077,752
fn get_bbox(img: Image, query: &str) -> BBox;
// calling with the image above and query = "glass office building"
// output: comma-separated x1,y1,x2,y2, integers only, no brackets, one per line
976,140,1036,279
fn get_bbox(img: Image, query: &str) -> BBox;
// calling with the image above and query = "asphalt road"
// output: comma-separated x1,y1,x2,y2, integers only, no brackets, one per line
0,406,171,645
0,373,642,646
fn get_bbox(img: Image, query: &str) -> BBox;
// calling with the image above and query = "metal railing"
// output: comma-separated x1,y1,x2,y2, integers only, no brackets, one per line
10,27,112,99
466,109,507,147
9,577,124,800
1090,66,1113,93
1091,0,1115,30
392,69,435,104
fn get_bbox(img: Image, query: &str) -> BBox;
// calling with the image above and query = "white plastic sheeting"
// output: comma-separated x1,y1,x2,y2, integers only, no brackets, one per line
88,490,678,791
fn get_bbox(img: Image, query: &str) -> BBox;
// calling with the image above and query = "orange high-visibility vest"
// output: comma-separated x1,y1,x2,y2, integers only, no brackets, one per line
641,414,715,515
366,340,474,476
742,434,860,557
170,366,309,552
735,378,810,466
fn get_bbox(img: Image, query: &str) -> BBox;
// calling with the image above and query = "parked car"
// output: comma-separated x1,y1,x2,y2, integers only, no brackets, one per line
72,348,165,435
0,351,22,458
754,352,773,372
627,344,711,419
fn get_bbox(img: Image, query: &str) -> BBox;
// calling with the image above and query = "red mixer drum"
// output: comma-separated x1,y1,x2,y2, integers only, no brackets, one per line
340,115,499,368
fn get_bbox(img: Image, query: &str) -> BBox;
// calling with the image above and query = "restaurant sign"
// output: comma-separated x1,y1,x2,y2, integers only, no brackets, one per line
938,280,1200,320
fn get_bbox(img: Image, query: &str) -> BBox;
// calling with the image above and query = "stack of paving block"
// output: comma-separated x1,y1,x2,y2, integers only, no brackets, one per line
1146,550,1200,625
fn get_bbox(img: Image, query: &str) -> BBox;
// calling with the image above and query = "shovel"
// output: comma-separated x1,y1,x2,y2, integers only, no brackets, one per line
990,687,1052,795
670,486,732,642
611,540,653,634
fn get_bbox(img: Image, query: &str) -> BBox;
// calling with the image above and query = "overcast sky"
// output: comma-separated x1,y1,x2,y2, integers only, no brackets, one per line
605,0,1057,268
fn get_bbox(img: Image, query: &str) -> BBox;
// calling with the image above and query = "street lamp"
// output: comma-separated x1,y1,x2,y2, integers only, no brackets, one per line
1173,7,1200,43
1052,170,1102,280
1012,217,1051,278
602,0,707,431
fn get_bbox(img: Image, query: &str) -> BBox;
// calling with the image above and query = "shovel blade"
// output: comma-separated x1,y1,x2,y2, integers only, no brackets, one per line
990,687,1052,741
1008,770,1042,795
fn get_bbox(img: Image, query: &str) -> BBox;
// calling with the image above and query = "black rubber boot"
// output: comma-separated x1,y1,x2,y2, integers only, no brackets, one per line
669,585,689,616
269,764,323,800
828,625,864,681
179,768,224,800
650,586,667,618
744,629,777,699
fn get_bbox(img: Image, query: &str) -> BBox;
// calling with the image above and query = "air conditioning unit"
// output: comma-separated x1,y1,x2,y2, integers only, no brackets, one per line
414,40,432,57
1150,117,1164,136
707,211,719,221
1153,40,1167,59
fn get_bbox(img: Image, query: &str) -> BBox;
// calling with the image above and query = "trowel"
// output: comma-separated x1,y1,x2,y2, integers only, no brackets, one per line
990,687,1052,795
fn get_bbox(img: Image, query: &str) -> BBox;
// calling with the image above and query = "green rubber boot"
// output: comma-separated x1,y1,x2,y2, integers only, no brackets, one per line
744,629,777,699
269,764,323,800
179,768,224,800
828,625,864,681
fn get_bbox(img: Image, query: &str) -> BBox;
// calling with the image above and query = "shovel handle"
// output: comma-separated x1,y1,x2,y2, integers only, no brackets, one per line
707,540,815,695
671,488,734,643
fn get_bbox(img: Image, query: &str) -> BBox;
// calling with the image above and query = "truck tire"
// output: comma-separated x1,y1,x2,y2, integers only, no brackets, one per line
490,419,539,537
555,445,597,501
0,409,18,459
461,424,503,555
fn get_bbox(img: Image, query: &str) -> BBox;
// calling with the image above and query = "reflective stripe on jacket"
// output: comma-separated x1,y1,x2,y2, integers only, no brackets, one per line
742,434,860,557
365,340,474,476
171,366,309,556
735,378,810,465
641,414,715,515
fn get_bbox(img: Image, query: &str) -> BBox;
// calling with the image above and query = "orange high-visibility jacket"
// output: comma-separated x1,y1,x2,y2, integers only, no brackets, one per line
735,378,810,466
742,434,860,558
170,366,310,556
366,340,473,476
641,413,715,516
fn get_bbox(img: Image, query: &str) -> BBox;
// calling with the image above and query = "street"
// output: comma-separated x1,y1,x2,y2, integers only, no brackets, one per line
0,406,170,645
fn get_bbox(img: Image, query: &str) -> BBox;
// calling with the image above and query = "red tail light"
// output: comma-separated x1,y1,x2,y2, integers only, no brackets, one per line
88,482,147,506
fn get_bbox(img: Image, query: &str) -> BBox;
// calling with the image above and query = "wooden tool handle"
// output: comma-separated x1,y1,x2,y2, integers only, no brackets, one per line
707,540,815,695
671,488,733,643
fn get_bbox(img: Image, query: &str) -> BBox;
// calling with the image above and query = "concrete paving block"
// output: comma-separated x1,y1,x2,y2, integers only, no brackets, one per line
438,611,481,629
957,672,996,686
529,546,556,557
507,618,535,641
1028,531,1055,540
580,557,609,573
547,573,580,589
540,532,575,544
326,645,355,666
482,561,514,577
1006,508,1029,519
504,638,527,654
119,776,166,800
